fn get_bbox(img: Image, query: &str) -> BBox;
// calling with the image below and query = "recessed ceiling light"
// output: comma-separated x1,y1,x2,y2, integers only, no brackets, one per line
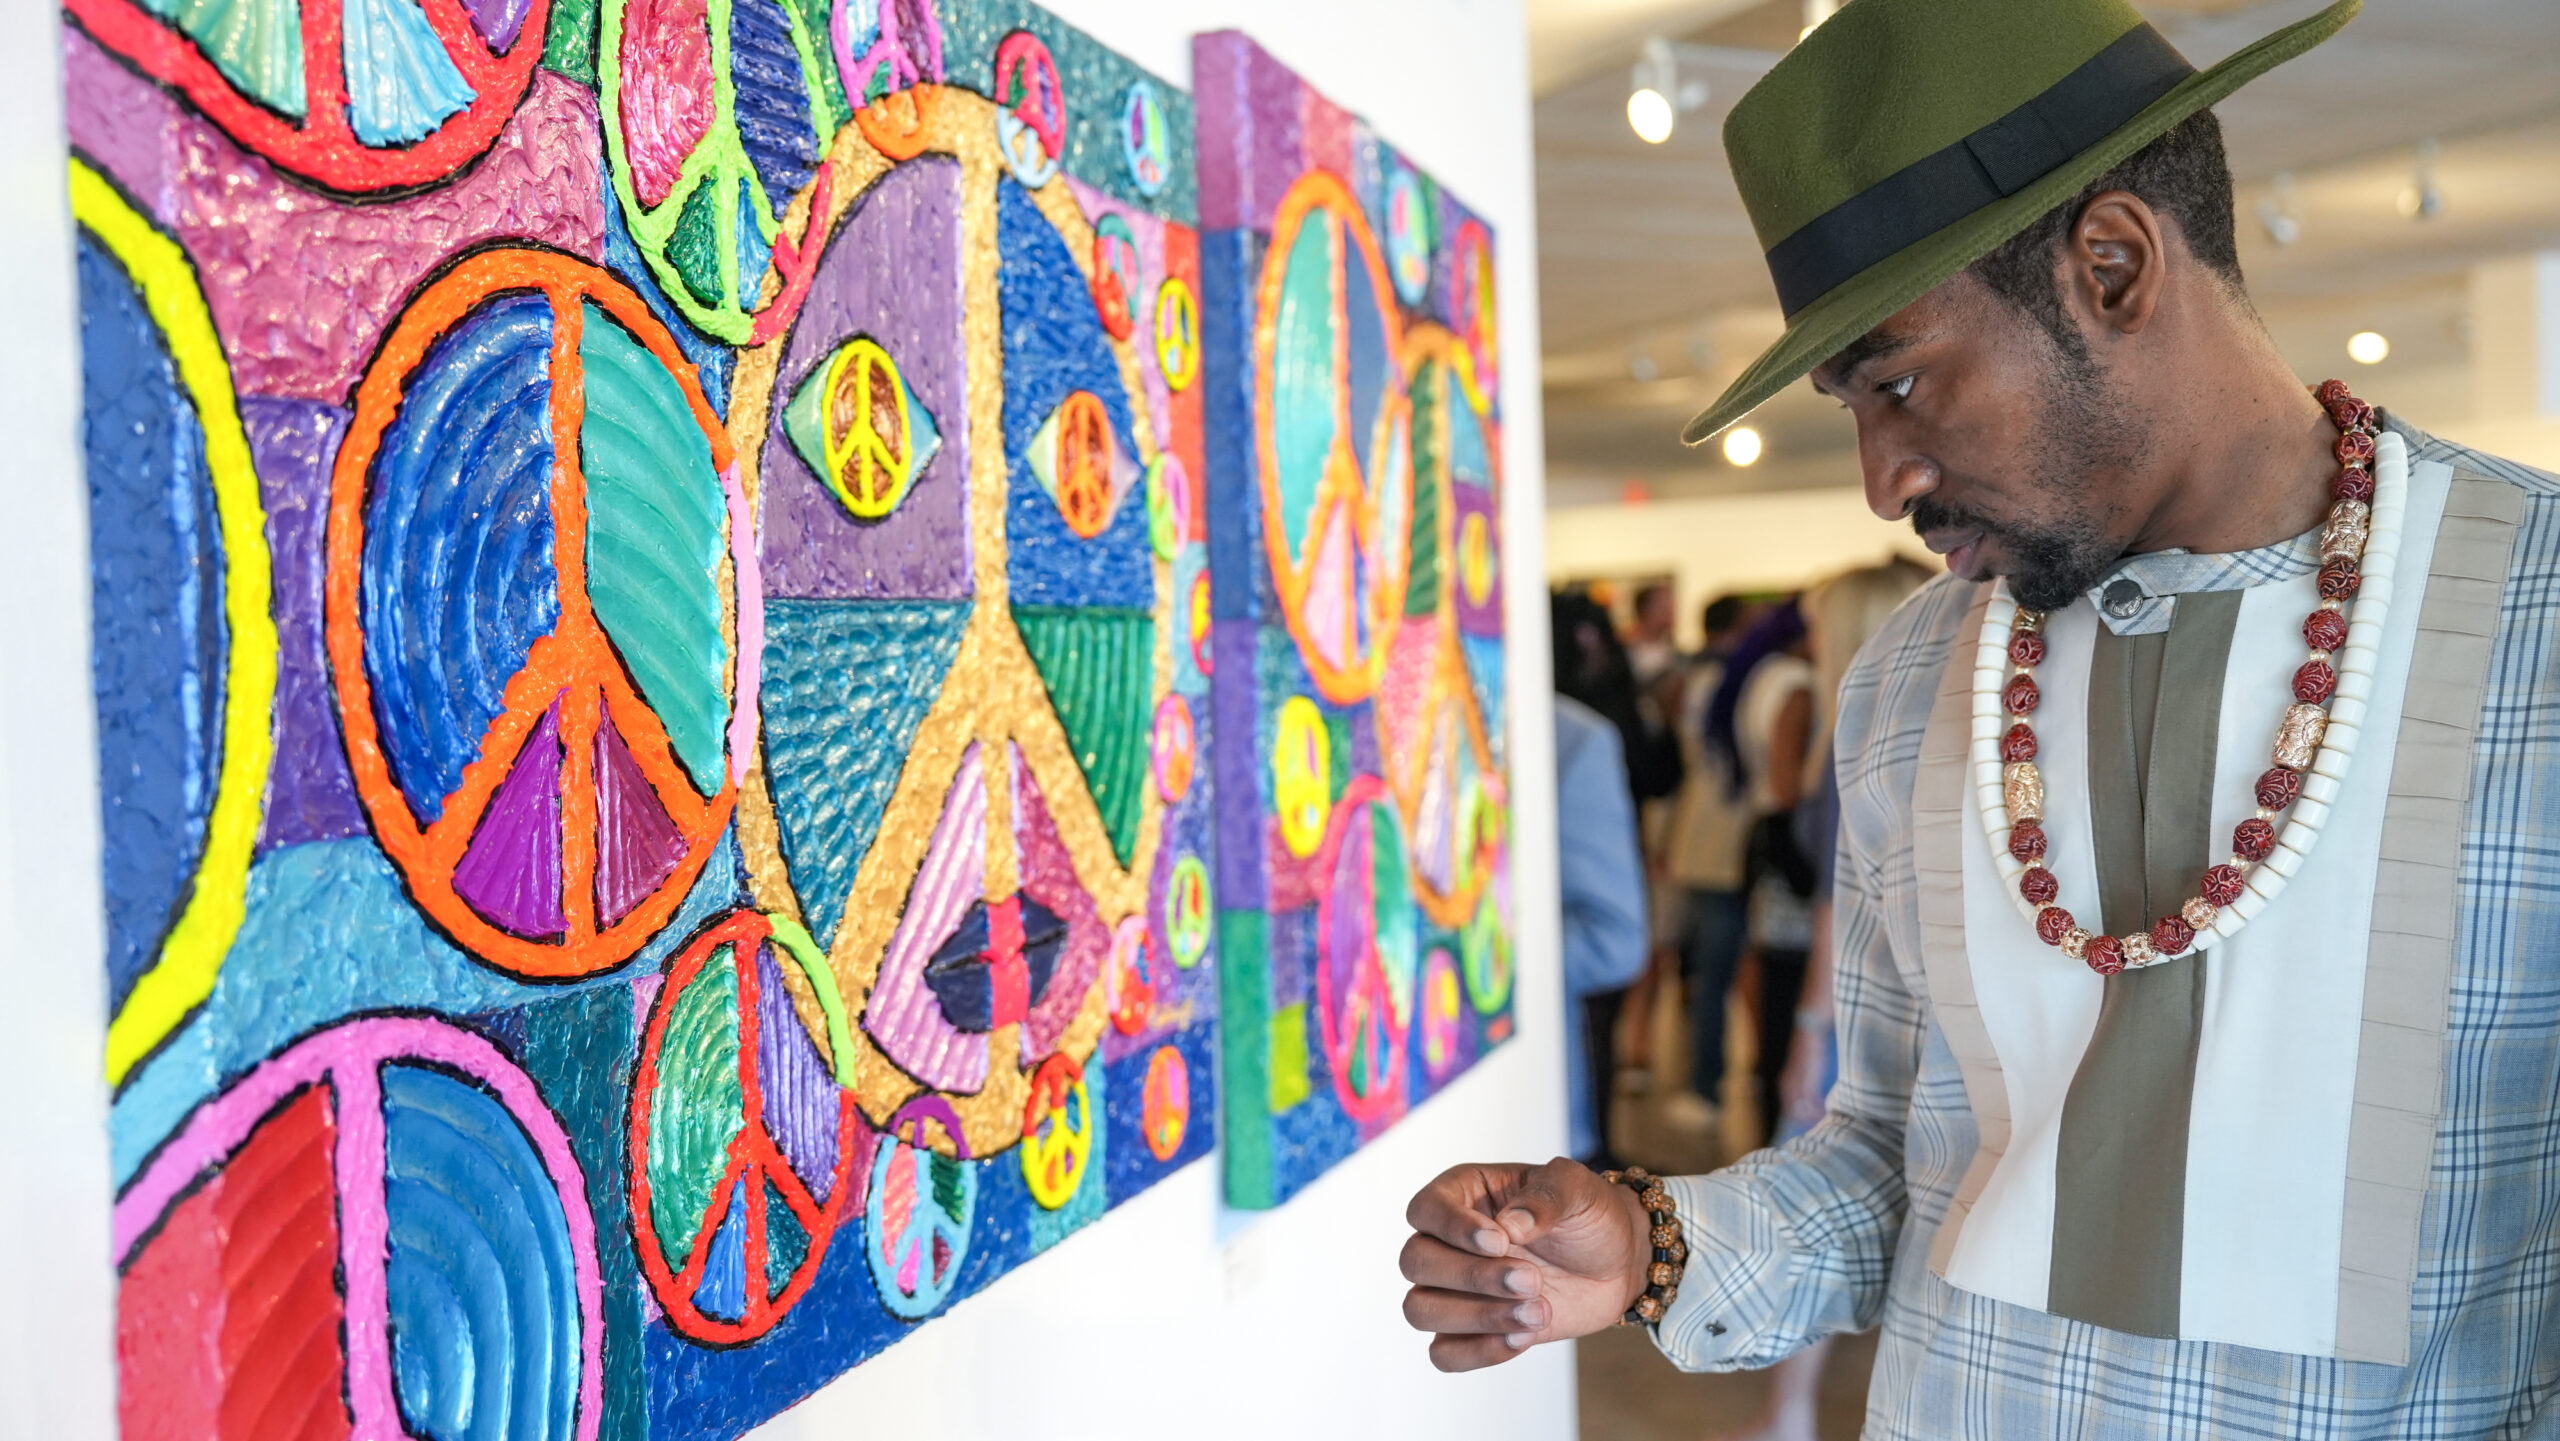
2347,331,2390,365
1722,426,1763,467
1627,87,1674,144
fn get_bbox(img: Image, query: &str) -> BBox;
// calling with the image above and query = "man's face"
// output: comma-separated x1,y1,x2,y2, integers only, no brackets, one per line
1813,273,2139,612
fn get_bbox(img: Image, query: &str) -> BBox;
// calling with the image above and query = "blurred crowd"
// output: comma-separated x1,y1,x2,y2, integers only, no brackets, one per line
1550,558,1932,1439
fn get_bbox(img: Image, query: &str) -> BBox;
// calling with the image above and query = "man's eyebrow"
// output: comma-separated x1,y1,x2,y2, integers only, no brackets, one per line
1816,330,1915,390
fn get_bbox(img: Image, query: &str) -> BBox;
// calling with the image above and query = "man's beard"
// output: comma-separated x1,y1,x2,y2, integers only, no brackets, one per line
1913,334,2133,613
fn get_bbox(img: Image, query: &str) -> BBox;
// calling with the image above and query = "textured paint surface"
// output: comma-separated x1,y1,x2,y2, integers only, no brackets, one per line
997,177,1152,609
360,290,562,825
759,156,971,600
79,0,1218,1430
81,231,227,1016
580,299,729,790
1013,606,1152,864
66,38,607,403
758,598,968,945
453,702,569,939
75,160,279,1086
1197,31,1510,1208
116,1085,348,1441
246,399,368,852
381,1063,586,1441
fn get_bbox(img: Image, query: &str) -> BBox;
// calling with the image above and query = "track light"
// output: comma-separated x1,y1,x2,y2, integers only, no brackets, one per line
2348,331,2389,366
2396,138,2443,221
1628,37,1708,144
2257,171,2300,246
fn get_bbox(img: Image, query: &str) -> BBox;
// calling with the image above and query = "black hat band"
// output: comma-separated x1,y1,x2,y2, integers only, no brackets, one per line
1762,23,2195,318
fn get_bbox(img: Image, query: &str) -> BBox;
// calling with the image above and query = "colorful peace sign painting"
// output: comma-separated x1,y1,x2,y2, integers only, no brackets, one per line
78,0,1222,1433
1198,31,1511,1210
327,248,750,978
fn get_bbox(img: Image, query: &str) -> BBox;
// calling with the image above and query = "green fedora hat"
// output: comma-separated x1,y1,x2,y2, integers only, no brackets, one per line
1683,0,2359,444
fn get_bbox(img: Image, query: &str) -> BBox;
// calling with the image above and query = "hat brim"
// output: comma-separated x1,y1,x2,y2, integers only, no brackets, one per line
1681,0,2359,446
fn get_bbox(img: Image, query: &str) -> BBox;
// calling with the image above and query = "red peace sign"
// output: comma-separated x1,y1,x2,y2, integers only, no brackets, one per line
327,248,744,978
69,0,551,193
629,910,865,1344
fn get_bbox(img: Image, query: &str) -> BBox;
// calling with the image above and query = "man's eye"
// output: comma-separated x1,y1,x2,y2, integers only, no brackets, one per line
1882,375,1916,401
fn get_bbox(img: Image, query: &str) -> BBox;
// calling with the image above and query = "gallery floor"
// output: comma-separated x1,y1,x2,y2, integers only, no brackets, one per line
1578,967,1876,1440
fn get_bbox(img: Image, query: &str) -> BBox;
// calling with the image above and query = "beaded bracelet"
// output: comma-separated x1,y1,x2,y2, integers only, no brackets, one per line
1600,1165,1687,1326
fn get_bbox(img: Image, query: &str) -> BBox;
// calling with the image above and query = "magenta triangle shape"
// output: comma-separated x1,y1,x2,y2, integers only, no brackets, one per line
453,701,567,940
595,705,689,926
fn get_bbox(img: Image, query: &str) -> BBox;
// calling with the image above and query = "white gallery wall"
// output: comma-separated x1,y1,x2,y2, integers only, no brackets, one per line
0,0,1572,1435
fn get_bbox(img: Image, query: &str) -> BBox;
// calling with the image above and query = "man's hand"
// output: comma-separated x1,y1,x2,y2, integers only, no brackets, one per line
1399,1157,1653,1372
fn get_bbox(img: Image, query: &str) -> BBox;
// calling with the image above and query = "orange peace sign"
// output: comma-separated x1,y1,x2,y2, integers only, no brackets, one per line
1053,390,1116,538
327,249,744,977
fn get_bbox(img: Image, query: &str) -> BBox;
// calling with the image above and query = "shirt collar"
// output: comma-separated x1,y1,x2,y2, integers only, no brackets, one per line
2082,525,2324,637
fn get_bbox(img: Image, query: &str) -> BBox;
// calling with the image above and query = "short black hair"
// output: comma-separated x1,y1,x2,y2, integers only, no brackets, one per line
1968,109,2242,359
1701,594,1750,638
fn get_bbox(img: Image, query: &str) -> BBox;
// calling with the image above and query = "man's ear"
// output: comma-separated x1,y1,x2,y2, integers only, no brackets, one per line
2063,189,2166,339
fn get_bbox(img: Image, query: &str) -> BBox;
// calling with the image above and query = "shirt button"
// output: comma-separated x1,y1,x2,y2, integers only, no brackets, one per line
2102,578,2144,618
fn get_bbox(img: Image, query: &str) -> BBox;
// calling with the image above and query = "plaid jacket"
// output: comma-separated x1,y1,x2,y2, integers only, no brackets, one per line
1651,427,2560,1438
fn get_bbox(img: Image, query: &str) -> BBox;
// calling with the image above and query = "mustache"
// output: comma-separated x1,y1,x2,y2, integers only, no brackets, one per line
1909,496,2006,542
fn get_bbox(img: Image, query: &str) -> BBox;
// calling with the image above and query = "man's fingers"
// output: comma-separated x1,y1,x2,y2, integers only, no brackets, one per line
1401,1285,1550,1337
1495,1156,1600,1245
1427,1331,1534,1373
1399,1233,1541,1297
1405,1162,1527,1257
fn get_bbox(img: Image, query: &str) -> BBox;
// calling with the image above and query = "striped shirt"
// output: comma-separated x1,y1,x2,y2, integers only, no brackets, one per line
1649,425,2560,1437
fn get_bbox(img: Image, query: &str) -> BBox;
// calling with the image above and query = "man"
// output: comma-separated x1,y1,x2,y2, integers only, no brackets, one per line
1400,0,2560,1432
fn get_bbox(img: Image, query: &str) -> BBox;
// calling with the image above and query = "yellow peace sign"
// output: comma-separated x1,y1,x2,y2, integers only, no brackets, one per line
821,338,919,519
1020,1053,1095,1209
1273,695,1333,860
1155,277,1199,391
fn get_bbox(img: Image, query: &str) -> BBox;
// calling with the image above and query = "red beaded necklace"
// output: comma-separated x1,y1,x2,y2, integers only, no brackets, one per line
1994,380,2383,975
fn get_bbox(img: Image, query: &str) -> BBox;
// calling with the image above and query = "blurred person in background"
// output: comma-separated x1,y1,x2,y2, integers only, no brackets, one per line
1657,595,1761,1137
1719,561,1931,1441
1704,600,1818,1149
1552,592,1654,1167
1626,581,1684,693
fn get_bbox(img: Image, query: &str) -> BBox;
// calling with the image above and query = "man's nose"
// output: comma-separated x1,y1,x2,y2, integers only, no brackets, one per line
1863,441,1937,522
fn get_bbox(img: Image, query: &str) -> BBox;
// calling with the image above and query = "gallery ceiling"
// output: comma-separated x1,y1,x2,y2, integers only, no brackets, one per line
1530,0,2560,506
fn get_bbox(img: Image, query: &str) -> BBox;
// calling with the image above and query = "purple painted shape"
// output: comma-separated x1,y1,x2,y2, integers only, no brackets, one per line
1012,749,1106,1060
755,940,841,1197
1192,32,1356,235
1209,617,1267,910
244,398,367,851
63,33,606,403
110,1015,606,1441
454,704,566,940
593,709,686,926
1452,484,1503,636
760,157,971,600
463,0,534,50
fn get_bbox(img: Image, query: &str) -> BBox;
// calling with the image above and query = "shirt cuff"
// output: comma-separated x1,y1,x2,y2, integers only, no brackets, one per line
1644,1170,1806,1371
